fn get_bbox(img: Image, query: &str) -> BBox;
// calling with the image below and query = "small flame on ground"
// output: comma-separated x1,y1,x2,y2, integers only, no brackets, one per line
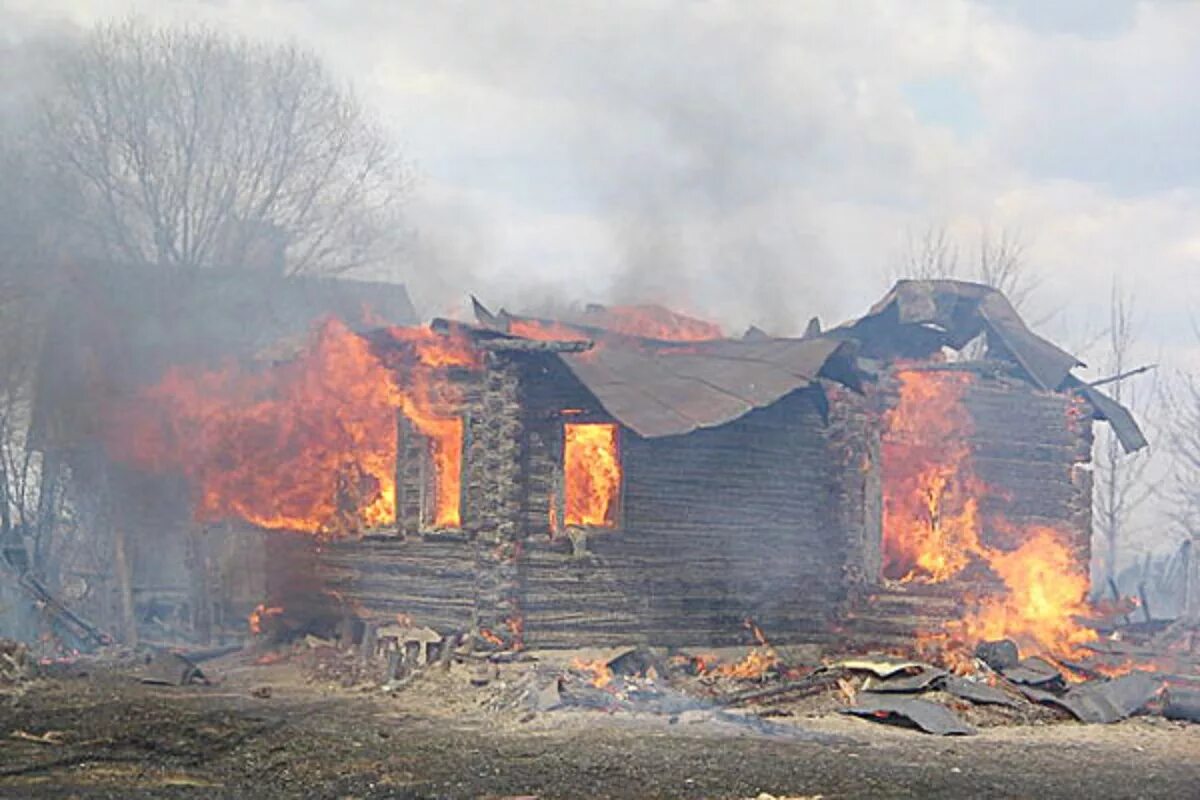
478,628,505,647
571,657,614,689
705,619,780,680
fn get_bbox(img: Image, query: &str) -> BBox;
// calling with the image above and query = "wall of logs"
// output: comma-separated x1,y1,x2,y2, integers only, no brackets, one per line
293,352,1094,651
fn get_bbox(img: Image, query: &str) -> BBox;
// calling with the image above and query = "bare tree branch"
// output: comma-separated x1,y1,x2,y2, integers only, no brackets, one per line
39,18,411,276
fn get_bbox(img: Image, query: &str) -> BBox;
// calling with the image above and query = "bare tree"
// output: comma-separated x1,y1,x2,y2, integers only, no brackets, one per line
896,225,960,281
891,224,1039,313
976,226,1039,312
39,19,410,276
1092,278,1154,587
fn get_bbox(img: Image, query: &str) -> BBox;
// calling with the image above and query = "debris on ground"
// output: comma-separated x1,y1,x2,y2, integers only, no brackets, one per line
141,649,207,686
0,638,35,685
842,692,977,736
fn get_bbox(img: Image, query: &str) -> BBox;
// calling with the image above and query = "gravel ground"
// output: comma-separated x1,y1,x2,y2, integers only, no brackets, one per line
1,655,1198,799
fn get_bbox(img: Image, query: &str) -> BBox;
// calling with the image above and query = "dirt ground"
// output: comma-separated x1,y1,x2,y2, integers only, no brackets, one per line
2,652,1198,800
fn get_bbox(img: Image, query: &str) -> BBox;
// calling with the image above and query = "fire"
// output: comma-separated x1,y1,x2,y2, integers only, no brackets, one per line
248,604,283,636
506,305,723,344
571,657,614,689
882,370,983,582
508,319,592,342
107,318,473,535
563,423,621,527
951,526,1097,658
582,304,723,341
711,647,779,680
882,368,1097,663
478,628,505,647
705,620,780,680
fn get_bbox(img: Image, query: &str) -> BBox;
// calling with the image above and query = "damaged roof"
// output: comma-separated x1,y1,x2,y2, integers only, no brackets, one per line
473,280,1147,452
470,306,859,439
555,336,858,438
842,279,1081,390
838,280,1147,453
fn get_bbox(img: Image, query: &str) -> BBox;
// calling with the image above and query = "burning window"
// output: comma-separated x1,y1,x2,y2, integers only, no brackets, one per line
397,414,464,531
561,423,621,528
425,418,464,528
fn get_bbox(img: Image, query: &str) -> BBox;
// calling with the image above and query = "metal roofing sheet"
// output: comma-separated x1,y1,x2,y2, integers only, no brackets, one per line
557,336,850,438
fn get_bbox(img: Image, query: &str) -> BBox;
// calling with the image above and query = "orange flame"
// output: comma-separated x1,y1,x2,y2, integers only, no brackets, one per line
507,305,723,344
882,368,1097,663
582,304,723,341
507,319,592,342
950,526,1097,658
571,657,614,688
563,423,621,527
705,619,780,679
710,648,779,679
248,603,283,635
882,370,983,582
107,319,473,535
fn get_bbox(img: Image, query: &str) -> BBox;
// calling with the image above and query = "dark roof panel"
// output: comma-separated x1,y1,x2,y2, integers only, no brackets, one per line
557,337,853,438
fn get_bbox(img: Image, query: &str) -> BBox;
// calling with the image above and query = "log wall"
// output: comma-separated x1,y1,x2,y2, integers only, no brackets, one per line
519,379,876,649
963,377,1094,559
293,355,1093,652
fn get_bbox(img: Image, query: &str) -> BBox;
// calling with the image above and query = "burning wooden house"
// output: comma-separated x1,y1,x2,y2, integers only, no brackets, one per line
263,280,1142,661
28,277,1148,664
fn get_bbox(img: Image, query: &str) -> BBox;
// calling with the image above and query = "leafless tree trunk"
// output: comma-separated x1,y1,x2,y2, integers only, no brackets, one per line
1093,278,1154,587
39,19,411,276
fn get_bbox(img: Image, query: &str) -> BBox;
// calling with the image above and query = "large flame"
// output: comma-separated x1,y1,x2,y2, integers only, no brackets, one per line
507,305,722,344
107,319,473,536
949,526,1096,657
563,423,621,527
882,368,1096,661
882,370,983,582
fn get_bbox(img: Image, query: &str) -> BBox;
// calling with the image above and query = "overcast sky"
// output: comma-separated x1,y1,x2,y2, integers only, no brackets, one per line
4,0,1199,364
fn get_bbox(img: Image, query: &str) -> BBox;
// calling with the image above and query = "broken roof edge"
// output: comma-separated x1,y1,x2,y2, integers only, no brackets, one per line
841,279,1082,389
839,279,1146,452
1064,377,1149,453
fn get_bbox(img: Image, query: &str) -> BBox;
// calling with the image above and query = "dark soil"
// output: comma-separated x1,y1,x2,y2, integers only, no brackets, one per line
2,656,1198,799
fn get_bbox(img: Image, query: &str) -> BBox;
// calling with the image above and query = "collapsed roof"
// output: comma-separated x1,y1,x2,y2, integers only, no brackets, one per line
470,280,1147,452
834,280,1146,452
